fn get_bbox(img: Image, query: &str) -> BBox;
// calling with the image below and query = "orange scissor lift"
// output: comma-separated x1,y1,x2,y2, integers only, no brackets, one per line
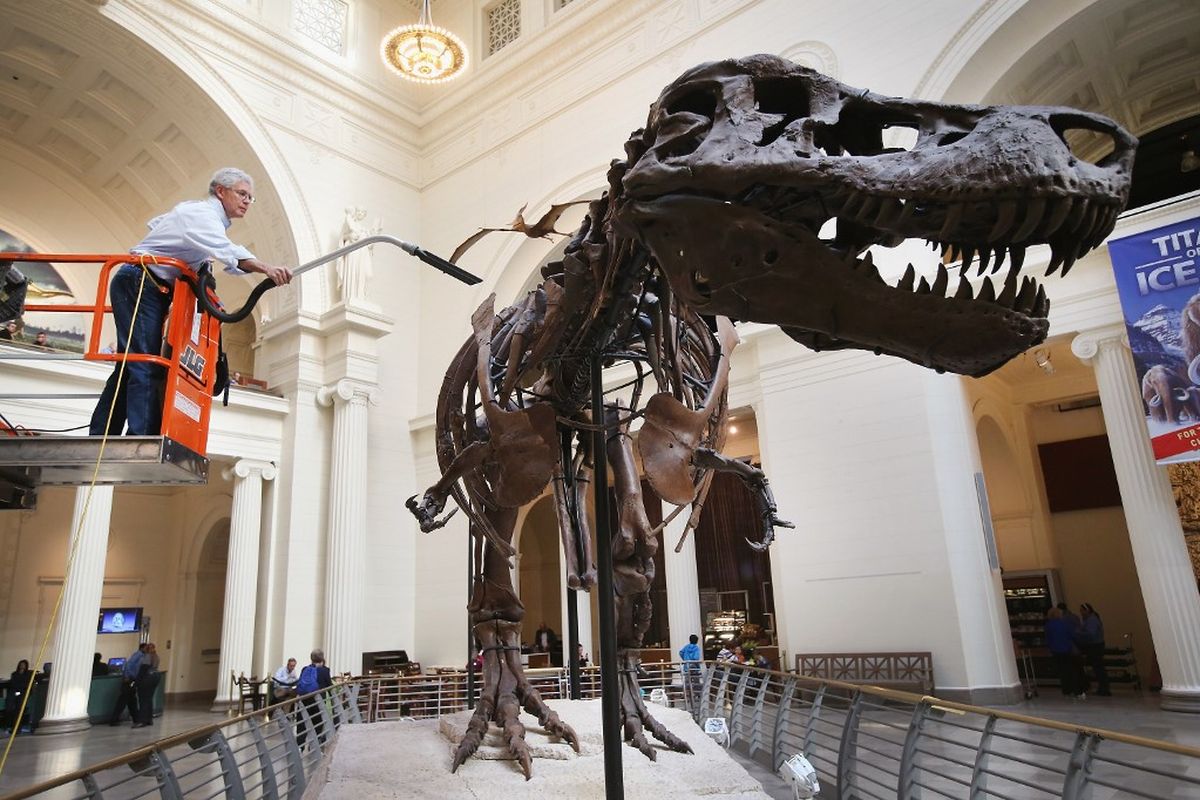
0,238,478,510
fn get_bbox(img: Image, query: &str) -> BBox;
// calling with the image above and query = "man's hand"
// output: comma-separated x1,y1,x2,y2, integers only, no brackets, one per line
239,258,293,285
263,264,293,285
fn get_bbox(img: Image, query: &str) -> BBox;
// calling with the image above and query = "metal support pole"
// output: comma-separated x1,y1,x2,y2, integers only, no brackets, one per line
592,355,624,799
567,586,581,699
466,526,476,710
563,429,582,700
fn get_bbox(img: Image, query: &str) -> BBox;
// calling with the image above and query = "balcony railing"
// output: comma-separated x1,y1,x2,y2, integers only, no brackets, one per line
8,661,1200,799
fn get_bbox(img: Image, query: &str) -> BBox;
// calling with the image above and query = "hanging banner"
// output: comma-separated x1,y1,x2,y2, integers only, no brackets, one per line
1108,217,1200,464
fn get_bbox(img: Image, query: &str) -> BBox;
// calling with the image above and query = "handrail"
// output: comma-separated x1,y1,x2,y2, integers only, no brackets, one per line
5,663,1199,799
2,683,350,800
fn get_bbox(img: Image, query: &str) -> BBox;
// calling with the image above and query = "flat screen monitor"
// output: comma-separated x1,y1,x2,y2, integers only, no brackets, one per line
108,657,126,669
97,607,142,634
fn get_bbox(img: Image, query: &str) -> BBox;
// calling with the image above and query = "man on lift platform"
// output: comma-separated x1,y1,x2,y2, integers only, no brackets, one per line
89,168,293,437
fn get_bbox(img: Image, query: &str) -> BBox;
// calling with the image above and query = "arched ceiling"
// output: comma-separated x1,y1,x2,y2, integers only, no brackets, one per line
0,0,295,309
984,0,1200,144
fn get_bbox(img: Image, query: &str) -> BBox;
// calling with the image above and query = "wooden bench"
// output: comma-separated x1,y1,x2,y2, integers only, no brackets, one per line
795,652,935,695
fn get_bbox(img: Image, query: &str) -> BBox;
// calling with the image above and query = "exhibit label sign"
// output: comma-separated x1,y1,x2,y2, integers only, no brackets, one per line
1108,216,1200,463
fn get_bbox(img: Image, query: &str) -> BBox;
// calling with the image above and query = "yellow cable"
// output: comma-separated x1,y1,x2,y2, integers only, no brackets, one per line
0,258,156,776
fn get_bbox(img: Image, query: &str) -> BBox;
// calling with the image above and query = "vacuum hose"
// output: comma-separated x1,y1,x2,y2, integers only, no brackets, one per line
182,235,481,324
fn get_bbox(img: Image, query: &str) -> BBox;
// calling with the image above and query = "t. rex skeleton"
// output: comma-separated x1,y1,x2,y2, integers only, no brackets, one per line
408,55,1135,777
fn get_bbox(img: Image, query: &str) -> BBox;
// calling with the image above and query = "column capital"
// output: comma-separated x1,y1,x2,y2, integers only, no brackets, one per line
316,379,380,408
224,459,277,482
1071,324,1129,363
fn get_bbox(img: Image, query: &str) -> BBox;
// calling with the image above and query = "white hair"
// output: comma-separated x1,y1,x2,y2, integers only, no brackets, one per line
208,167,254,196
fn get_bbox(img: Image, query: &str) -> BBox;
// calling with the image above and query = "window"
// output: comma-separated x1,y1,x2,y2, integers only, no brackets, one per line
554,0,576,9
293,0,349,54
486,0,521,57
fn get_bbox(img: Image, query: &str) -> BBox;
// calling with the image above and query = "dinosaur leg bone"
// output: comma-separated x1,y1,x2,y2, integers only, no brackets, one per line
452,507,580,779
605,408,693,758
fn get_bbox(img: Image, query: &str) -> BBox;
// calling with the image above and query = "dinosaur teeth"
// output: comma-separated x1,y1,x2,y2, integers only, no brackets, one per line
997,268,1019,306
1012,197,1047,242
939,203,964,240
932,263,948,297
954,276,974,300
1061,249,1079,276
1015,277,1038,313
1070,199,1099,236
992,246,1007,273
978,276,996,303
1046,245,1064,276
917,276,931,294
874,198,902,227
1009,245,1026,274
898,263,916,291
896,198,918,226
1076,199,1100,240
988,200,1018,242
977,246,991,274
1035,284,1049,316
1064,197,1089,234
961,244,976,274
856,195,880,222
1040,196,1073,238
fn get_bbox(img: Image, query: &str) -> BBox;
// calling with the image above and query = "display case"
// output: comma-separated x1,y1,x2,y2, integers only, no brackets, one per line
703,609,747,659
1003,570,1061,649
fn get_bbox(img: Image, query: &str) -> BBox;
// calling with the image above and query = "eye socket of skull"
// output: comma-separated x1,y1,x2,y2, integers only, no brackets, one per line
650,85,720,161
749,77,812,146
1047,112,1124,166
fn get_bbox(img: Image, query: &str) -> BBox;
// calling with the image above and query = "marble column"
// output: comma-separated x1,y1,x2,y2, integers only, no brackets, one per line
317,380,378,675
212,459,275,710
39,486,114,734
1073,325,1200,711
662,501,702,652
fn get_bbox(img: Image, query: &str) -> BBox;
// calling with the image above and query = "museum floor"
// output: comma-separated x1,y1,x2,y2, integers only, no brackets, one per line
0,693,1197,798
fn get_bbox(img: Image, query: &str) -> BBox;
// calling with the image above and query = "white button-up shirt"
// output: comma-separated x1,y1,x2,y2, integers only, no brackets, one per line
131,195,255,282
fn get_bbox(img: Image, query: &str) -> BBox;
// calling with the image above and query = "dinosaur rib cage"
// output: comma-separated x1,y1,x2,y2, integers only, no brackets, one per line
432,260,730,553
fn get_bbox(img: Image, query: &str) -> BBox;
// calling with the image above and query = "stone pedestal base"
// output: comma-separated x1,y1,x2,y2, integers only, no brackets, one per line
34,715,91,735
317,699,770,798
1160,688,1200,713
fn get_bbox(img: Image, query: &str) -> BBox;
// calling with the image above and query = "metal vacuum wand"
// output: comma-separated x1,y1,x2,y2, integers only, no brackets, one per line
292,235,481,285
190,235,480,324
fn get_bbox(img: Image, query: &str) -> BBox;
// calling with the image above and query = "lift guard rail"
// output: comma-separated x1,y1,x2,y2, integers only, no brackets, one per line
5,663,1199,799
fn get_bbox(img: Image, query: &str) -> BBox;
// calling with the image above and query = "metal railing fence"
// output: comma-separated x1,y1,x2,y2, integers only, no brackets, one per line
3,682,362,800
8,661,1200,799
696,661,1200,800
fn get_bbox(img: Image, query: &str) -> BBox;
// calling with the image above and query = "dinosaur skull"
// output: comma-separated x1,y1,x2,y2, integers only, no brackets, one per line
617,55,1136,376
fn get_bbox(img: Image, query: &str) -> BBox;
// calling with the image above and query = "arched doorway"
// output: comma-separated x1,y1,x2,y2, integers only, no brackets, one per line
186,520,229,695
0,2,303,366
516,496,563,665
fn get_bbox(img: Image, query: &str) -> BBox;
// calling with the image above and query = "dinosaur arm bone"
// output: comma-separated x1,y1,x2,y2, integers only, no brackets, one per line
691,447,794,552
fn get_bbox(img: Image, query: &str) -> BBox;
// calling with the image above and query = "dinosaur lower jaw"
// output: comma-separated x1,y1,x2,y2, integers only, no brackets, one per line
620,193,1050,377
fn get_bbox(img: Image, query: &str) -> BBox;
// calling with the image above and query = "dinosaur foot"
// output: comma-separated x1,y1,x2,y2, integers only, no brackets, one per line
618,650,694,760
452,620,579,779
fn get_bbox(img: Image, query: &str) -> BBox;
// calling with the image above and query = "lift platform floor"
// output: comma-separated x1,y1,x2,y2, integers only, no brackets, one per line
0,436,208,510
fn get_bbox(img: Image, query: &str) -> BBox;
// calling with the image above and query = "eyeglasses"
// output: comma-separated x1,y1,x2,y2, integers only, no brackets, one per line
225,187,255,204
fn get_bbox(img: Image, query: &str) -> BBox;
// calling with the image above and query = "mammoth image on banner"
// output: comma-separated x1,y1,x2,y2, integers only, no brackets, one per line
1108,216,1200,463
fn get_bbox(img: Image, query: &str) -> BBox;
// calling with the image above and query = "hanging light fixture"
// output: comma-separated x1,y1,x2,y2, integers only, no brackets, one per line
380,0,468,85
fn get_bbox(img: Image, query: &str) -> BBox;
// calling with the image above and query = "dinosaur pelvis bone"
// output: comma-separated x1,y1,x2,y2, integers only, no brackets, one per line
472,295,558,507
639,316,739,505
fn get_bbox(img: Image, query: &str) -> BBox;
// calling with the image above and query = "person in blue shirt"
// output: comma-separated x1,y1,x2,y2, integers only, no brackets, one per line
108,645,145,726
1076,603,1111,696
679,634,702,705
1044,608,1081,697
89,168,293,437
679,633,701,664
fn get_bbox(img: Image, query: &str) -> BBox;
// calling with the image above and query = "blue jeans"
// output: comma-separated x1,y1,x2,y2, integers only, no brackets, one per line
89,265,172,436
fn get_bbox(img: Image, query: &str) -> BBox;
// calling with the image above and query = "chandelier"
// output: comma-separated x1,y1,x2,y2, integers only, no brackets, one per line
380,0,469,85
